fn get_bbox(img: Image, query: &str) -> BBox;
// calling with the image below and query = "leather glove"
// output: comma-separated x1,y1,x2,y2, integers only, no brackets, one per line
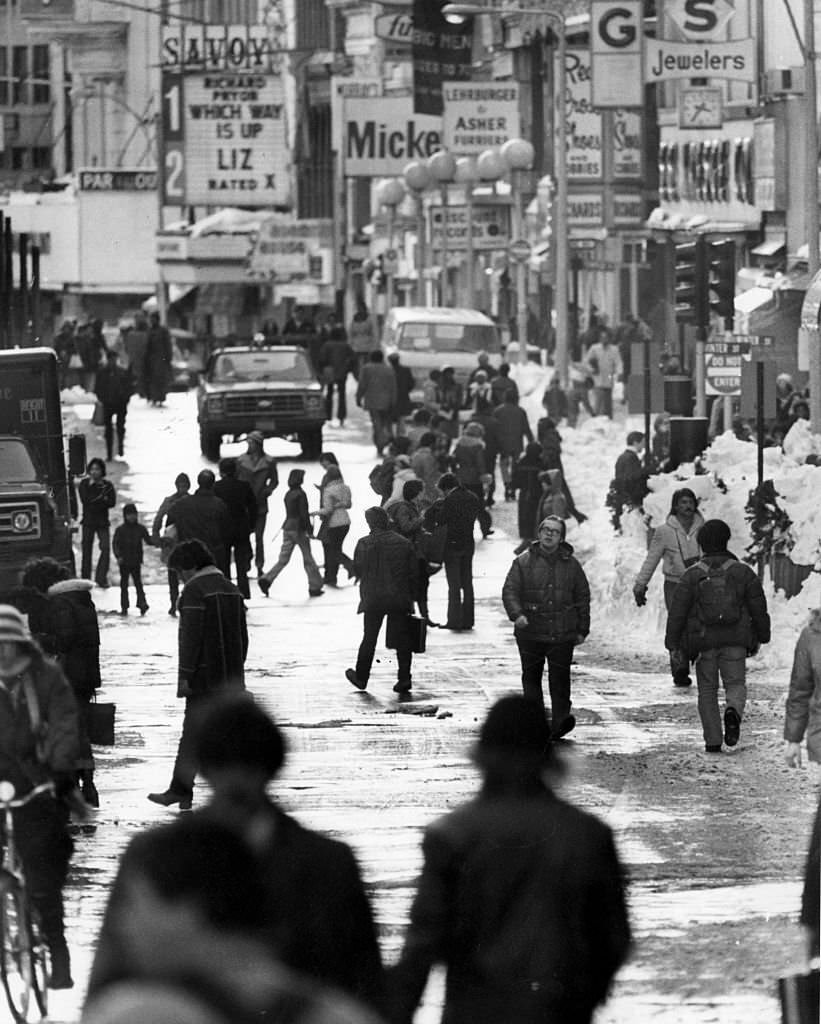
633,585,647,607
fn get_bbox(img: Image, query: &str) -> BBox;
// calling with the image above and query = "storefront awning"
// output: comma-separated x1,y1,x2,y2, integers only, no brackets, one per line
735,286,774,315
752,239,785,257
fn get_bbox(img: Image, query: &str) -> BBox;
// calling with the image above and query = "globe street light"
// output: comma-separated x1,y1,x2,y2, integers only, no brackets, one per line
454,156,480,307
376,177,406,319
443,1,570,383
403,160,432,305
428,149,458,305
501,137,535,365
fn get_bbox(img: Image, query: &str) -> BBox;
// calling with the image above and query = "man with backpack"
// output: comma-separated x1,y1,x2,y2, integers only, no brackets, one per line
665,519,770,753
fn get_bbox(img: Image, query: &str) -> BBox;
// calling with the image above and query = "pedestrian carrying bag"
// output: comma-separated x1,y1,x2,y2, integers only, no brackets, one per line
87,696,116,746
92,400,105,427
386,614,427,654
695,559,741,627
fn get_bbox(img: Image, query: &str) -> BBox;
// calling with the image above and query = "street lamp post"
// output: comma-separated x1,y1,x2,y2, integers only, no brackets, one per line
376,178,406,320
501,137,536,365
443,1,570,383
403,160,432,305
428,150,457,305
455,156,479,307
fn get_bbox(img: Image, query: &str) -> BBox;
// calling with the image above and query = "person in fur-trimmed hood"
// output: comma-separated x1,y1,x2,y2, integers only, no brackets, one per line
633,487,704,687
502,516,590,740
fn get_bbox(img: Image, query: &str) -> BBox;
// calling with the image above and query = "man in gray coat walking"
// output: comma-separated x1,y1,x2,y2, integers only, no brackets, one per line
356,350,397,455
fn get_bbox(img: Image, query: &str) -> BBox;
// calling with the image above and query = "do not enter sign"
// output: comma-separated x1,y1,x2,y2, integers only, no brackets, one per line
508,238,531,262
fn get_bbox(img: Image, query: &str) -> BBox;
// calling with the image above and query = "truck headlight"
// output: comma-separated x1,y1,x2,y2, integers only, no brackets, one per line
305,395,322,414
207,396,224,414
12,511,33,533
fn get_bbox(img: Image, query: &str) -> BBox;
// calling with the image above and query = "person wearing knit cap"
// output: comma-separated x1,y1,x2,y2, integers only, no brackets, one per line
0,604,80,989
665,518,771,753
388,694,630,1024
345,507,419,693
258,469,324,598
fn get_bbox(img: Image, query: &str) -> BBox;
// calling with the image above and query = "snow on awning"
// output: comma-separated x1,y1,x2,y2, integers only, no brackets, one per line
752,239,785,257
734,286,774,315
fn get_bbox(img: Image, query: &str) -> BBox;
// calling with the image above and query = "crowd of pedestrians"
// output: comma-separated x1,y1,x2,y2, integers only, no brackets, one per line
3,322,819,1022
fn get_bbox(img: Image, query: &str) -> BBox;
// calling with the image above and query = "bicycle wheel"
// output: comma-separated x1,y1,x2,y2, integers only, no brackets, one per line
27,907,48,1018
0,881,33,1023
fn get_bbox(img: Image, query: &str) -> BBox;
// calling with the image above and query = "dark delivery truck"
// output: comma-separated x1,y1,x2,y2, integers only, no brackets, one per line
0,347,86,588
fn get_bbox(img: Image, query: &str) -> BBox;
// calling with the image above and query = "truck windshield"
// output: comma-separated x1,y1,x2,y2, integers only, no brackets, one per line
0,439,38,482
210,350,312,382
395,322,500,353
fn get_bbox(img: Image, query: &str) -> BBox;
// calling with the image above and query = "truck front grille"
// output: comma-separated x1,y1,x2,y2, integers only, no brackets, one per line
0,502,41,541
223,394,305,416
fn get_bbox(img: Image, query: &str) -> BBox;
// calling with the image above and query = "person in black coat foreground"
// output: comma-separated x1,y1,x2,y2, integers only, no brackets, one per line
388,695,630,1024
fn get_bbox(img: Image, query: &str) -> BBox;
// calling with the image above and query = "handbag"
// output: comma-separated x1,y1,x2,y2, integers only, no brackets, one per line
778,967,819,1024
68,353,83,370
386,614,427,654
87,698,116,746
92,400,105,427
419,524,448,565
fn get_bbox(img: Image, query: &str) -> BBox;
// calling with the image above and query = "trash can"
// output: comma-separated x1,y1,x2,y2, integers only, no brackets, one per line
668,416,708,470
664,375,694,416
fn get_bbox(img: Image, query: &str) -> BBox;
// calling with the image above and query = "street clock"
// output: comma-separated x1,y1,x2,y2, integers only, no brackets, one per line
678,87,723,128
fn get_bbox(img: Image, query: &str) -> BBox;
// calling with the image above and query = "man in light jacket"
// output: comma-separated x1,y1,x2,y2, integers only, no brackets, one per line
633,487,704,687
585,326,623,419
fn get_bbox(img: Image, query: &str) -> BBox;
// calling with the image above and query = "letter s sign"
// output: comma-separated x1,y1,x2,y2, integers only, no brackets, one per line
591,1,643,108
666,0,735,40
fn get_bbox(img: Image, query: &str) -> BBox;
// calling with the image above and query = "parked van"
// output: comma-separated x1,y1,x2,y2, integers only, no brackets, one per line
382,306,502,402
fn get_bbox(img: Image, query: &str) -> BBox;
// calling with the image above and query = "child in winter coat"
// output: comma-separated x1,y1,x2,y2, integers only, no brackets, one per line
113,503,154,615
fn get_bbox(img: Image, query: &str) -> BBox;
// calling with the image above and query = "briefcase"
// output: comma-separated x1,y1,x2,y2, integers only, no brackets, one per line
386,614,427,654
87,700,115,746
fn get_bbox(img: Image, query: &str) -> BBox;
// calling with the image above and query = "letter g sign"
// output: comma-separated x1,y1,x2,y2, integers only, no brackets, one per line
598,6,637,48
591,1,643,107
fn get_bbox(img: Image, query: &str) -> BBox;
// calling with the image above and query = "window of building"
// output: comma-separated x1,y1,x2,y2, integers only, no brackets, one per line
32,45,49,104
0,49,7,106
12,46,27,106
31,146,50,169
11,147,26,169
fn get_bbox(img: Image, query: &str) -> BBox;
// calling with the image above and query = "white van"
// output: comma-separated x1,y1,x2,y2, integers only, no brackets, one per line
381,306,502,402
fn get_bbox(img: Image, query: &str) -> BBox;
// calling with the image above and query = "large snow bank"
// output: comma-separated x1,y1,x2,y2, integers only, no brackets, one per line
549,410,820,673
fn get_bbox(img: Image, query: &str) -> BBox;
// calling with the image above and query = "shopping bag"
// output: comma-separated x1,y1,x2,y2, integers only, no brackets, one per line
386,614,427,654
419,524,447,565
778,967,820,1024
92,400,105,427
87,700,115,746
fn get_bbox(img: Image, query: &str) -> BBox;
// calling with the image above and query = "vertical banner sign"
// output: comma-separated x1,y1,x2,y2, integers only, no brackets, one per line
611,108,643,178
564,49,603,180
160,23,290,207
412,0,473,116
591,1,644,108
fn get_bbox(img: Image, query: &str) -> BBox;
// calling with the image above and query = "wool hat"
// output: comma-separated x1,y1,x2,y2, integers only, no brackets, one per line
0,605,32,645
477,695,552,762
247,430,265,445
698,518,731,554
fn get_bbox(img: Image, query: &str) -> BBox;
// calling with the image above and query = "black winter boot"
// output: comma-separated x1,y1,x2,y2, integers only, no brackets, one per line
49,940,74,989
81,770,99,808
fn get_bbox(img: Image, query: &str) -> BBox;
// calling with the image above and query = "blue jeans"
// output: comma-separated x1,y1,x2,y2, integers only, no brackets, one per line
694,645,747,747
261,529,323,593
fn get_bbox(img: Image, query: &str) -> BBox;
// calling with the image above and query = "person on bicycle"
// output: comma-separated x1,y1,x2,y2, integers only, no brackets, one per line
0,604,80,989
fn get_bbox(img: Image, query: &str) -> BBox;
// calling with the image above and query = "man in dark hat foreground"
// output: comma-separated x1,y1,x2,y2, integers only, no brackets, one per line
388,694,631,1024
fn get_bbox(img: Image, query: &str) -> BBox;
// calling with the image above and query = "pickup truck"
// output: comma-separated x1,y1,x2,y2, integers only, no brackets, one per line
196,346,325,460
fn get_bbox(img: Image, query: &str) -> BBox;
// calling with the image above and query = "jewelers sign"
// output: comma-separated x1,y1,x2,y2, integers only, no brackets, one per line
160,24,290,206
442,82,520,154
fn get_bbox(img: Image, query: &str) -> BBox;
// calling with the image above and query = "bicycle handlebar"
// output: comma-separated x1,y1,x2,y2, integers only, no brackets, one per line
0,781,55,808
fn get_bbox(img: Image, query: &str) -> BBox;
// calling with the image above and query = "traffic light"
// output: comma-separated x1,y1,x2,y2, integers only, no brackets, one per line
708,238,736,331
673,237,706,326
